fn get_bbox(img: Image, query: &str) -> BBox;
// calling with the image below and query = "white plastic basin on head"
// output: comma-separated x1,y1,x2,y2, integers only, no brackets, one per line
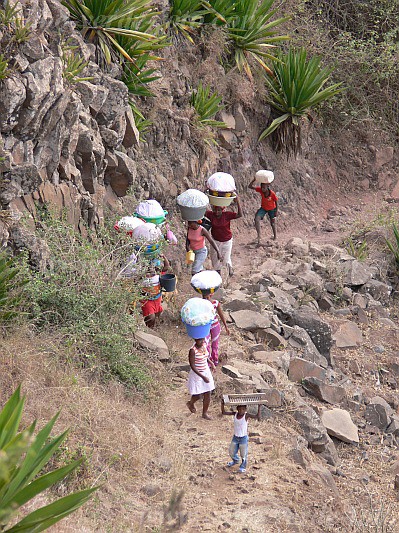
207,193,236,207
255,170,274,184
207,172,236,193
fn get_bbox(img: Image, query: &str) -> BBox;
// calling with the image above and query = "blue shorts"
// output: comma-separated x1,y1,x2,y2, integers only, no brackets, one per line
256,207,277,220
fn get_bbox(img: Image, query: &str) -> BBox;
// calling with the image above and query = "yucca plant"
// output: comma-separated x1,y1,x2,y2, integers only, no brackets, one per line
130,101,152,141
167,0,209,43
190,82,226,128
224,0,289,78
62,0,159,66
386,223,399,268
259,48,343,156
0,386,97,531
118,14,167,96
62,44,93,85
0,251,27,323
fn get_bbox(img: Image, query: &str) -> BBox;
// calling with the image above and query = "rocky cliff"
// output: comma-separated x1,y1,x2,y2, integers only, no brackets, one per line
1,0,398,260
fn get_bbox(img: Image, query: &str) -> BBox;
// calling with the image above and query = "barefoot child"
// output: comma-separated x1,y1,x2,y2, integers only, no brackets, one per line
221,400,261,473
202,293,229,366
186,221,221,275
249,176,278,245
187,338,215,420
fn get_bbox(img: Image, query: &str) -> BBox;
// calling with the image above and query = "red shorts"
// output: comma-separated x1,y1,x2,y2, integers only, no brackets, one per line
141,297,163,317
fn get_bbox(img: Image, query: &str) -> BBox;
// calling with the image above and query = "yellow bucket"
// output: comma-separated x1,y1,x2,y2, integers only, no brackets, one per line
186,250,195,264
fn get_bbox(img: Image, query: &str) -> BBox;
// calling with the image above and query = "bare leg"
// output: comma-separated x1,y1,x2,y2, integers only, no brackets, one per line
270,217,277,240
187,395,200,413
255,216,261,245
202,392,212,420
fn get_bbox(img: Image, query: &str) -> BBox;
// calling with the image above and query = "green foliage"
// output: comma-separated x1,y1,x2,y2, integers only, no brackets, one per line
223,0,289,78
190,82,226,128
17,211,150,390
0,386,96,531
0,1,31,44
62,42,93,85
0,53,10,81
62,0,160,66
12,13,32,43
259,48,343,156
294,0,399,133
130,102,152,141
167,0,208,43
0,251,27,324
386,223,399,269
190,82,226,145
344,236,368,261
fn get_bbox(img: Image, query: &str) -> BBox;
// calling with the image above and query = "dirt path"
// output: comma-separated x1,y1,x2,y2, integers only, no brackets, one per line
137,192,399,532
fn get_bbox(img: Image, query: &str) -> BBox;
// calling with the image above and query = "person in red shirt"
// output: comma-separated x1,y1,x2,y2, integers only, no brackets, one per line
205,196,242,277
249,178,278,245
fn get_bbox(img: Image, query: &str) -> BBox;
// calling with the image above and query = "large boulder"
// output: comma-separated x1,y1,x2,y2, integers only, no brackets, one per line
364,396,394,430
360,279,392,305
293,406,339,466
288,358,327,383
321,408,359,444
332,320,363,349
230,310,271,331
285,325,329,368
340,260,372,286
302,377,346,405
134,330,170,362
287,309,333,363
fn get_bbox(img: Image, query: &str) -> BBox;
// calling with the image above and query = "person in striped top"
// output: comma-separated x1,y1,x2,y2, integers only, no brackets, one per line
187,338,215,420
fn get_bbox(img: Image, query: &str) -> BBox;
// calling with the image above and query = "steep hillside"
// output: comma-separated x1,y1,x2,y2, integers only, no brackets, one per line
1,0,399,531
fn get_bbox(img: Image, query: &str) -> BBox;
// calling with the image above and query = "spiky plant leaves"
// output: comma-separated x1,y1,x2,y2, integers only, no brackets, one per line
0,386,96,531
168,0,207,42
190,82,226,128
62,0,160,66
223,0,289,78
259,48,343,156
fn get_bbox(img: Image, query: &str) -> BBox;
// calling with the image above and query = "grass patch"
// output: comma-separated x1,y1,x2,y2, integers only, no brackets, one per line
17,210,150,391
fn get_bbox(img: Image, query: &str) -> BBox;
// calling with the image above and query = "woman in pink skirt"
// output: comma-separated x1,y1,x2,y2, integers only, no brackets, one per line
187,338,215,420
203,294,229,366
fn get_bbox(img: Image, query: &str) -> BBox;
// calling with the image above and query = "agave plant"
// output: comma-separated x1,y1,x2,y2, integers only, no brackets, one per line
0,386,97,531
62,0,159,66
259,48,343,156
224,0,289,78
118,14,168,96
167,0,207,43
190,82,226,128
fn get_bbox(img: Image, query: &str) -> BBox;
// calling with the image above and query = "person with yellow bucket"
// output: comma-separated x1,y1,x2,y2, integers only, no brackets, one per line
186,221,221,275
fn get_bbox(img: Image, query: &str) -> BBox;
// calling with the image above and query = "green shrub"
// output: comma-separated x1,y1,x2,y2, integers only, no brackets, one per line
0,386,96,531
291,0,399,133
17,212,151,391
62,0,160,66
0,251,27,324
259,48,343,156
